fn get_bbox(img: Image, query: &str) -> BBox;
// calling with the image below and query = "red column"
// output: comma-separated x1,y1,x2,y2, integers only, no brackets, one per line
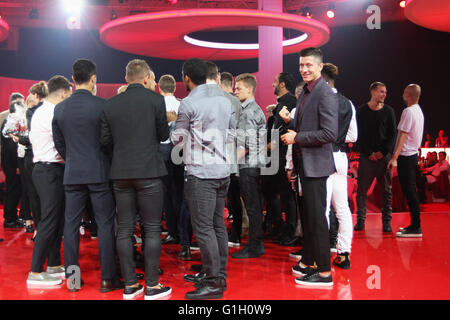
256,0,283,116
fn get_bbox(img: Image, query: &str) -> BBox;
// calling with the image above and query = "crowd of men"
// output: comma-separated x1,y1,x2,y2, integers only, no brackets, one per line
0,46,425,299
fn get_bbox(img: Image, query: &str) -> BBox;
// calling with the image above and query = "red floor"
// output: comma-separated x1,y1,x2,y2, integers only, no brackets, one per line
1,204,450,300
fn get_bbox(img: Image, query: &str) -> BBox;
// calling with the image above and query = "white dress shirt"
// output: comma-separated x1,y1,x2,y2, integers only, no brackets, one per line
29,100,64,163
161,95,180,144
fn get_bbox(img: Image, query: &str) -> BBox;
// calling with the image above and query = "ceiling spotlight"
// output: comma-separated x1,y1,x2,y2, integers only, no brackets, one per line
29,7,39,19
326,3,335,19
168,0,178,4
398,0,406,8
66,15,81,29
110,9,117,20
63,0,84,15
300,7,312,19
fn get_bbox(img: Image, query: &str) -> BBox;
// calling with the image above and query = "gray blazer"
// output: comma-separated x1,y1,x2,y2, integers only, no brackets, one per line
290,77,338,178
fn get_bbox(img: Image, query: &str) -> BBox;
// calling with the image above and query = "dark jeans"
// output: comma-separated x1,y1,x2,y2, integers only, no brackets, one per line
239,167,264,249
114,178,163,287
2,159,21,223
300,175,331,272
178,198,193,247
18,157,31,221
356,154,393,223
397,154,421,229
159,143,184,239
228,174,243,240
30,162,65,273
185,175,229,280
23,152,42,229
63,183,117,280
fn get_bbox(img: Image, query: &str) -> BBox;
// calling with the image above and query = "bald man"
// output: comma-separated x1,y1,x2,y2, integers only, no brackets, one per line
388,84,424,237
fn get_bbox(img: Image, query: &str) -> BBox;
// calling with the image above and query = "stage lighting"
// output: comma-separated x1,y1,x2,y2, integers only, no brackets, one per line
63,0,84,14
110,9,118,20
398,0,406,8
29,7,39,19
326,3,335,19
168,0,178,4
300,7,312,19
66,15,81,29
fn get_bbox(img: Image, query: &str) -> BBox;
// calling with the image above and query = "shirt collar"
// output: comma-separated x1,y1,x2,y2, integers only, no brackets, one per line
304,76,321,94
241,97,255,109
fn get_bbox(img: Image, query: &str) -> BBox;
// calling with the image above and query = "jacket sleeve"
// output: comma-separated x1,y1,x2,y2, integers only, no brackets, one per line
51,111,66,160
294,87,338,147
155,97,169,142
100,110,113,155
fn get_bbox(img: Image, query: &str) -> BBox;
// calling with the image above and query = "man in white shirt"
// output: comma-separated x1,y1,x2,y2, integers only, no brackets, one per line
27,75,72,286
388,84,424,237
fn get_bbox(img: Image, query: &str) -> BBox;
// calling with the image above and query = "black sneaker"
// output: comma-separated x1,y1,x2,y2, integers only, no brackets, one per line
289,248,303,259
231,244,265,259
144,283,172,300
354,220,365,231
123,284,144,299
4,220,23,228
333,252,351,269
291,262,316,277
227,234,240,248
396,227,422,238
184,272,206,283
190,242,200,251
295,271,333,287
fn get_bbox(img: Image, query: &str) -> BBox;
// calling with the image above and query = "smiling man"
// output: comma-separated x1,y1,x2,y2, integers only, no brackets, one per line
279,47,338,287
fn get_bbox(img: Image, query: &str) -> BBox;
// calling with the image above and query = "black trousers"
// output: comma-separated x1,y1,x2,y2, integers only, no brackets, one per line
239,167,264,249
2,159,21,223
23,152,42,229
228,174,243,239
18,157,31,221
63,183,117,281
397,154,421,229
114,178,164,287
300,175,331,272
30,162,65,273
185,175,229,280
356,154,393,223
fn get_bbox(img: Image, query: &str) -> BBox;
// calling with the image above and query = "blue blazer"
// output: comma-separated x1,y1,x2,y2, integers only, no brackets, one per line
52,89,111,185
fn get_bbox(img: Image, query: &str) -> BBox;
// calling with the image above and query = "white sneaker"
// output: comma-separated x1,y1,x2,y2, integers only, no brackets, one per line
27,272,62,286
46,265,65,278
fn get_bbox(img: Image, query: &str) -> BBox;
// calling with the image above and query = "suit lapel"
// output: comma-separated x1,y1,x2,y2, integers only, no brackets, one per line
298,79,323,126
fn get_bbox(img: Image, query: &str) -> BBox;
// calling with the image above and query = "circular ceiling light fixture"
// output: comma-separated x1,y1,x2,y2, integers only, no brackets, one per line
99,9,330,60
0,17,9,43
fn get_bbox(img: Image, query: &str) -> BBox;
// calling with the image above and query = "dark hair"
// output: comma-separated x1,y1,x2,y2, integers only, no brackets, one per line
299,47,323,63
220,72,233,88
126,59,152,82
29,81,49,99
47,75,72,94
205,61,219,81
182,58,207,86
73,59,97,84
369,81,386,91
321,63,339,82
278,72,296,93
158,74,176,93
9,100,25,113
9,92,24,103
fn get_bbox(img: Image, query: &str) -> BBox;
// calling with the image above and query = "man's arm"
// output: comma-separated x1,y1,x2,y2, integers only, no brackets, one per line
345,101,358,143
100,110,113,155
51,110,66,160
387,130,408,168
155,97,169,142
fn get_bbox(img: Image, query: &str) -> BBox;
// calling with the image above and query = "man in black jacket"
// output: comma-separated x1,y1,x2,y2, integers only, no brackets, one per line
52,59,122,293
100,59,171,300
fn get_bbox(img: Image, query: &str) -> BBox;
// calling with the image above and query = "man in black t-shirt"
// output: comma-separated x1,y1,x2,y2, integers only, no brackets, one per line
355,82,396,232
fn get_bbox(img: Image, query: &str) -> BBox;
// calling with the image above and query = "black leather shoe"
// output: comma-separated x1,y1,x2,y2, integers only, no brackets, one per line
178,246,192,261
382,222,392,233
354,220,365,231
280,236,303,247
161,235,179,244
191,264,203,273
231,244,265,259
185,282,223,300
195,277,227,291
136,273,144,280
4,220,23,228
100,278,124,293
184,272,206,283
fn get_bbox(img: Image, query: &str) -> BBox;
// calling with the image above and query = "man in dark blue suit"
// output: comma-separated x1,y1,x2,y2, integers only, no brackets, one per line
52,59,122,292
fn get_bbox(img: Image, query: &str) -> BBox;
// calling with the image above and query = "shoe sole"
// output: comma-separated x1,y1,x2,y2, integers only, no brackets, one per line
190,247,200,251
185,293,223,300
294,278,333,286
228,242,240,248
396,233,422,238
27,279,62,286
123,286,144,299
144,288,172,300
289,254,302,259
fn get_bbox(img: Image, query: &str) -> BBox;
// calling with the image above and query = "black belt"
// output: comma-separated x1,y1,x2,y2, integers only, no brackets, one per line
333,145,346,152
36,161,64,166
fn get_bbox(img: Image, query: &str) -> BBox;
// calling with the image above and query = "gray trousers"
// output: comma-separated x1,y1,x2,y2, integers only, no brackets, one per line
356,154,393,223
185,175,230,280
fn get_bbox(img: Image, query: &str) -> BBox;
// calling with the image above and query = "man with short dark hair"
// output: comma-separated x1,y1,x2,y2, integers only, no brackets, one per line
172,58,235,299
101,59,171,300
280,47,338,286
52,59,122,292
27,75,72,287
354,82,396,232
220,72,234,94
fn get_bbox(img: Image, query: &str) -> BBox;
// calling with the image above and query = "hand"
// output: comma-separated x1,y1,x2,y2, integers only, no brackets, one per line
281,129,297,145
166,111,177,123
374,152,383,160
278,106,291,124
237,147,247,161
286,169,297,190
387,158,397,169
9,134,19,143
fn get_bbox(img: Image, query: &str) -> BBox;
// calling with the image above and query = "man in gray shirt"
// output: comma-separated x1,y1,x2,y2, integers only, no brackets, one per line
171,58,235,300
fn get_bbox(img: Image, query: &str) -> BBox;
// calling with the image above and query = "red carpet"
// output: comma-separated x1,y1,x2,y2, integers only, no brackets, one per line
1,204,449,300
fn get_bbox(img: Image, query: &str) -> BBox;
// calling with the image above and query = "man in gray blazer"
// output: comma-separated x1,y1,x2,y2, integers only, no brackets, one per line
280,47,338,287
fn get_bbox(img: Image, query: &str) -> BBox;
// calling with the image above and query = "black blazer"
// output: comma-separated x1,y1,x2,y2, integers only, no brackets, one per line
100,83,169,180
52,89,110,185
289,77,338,178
